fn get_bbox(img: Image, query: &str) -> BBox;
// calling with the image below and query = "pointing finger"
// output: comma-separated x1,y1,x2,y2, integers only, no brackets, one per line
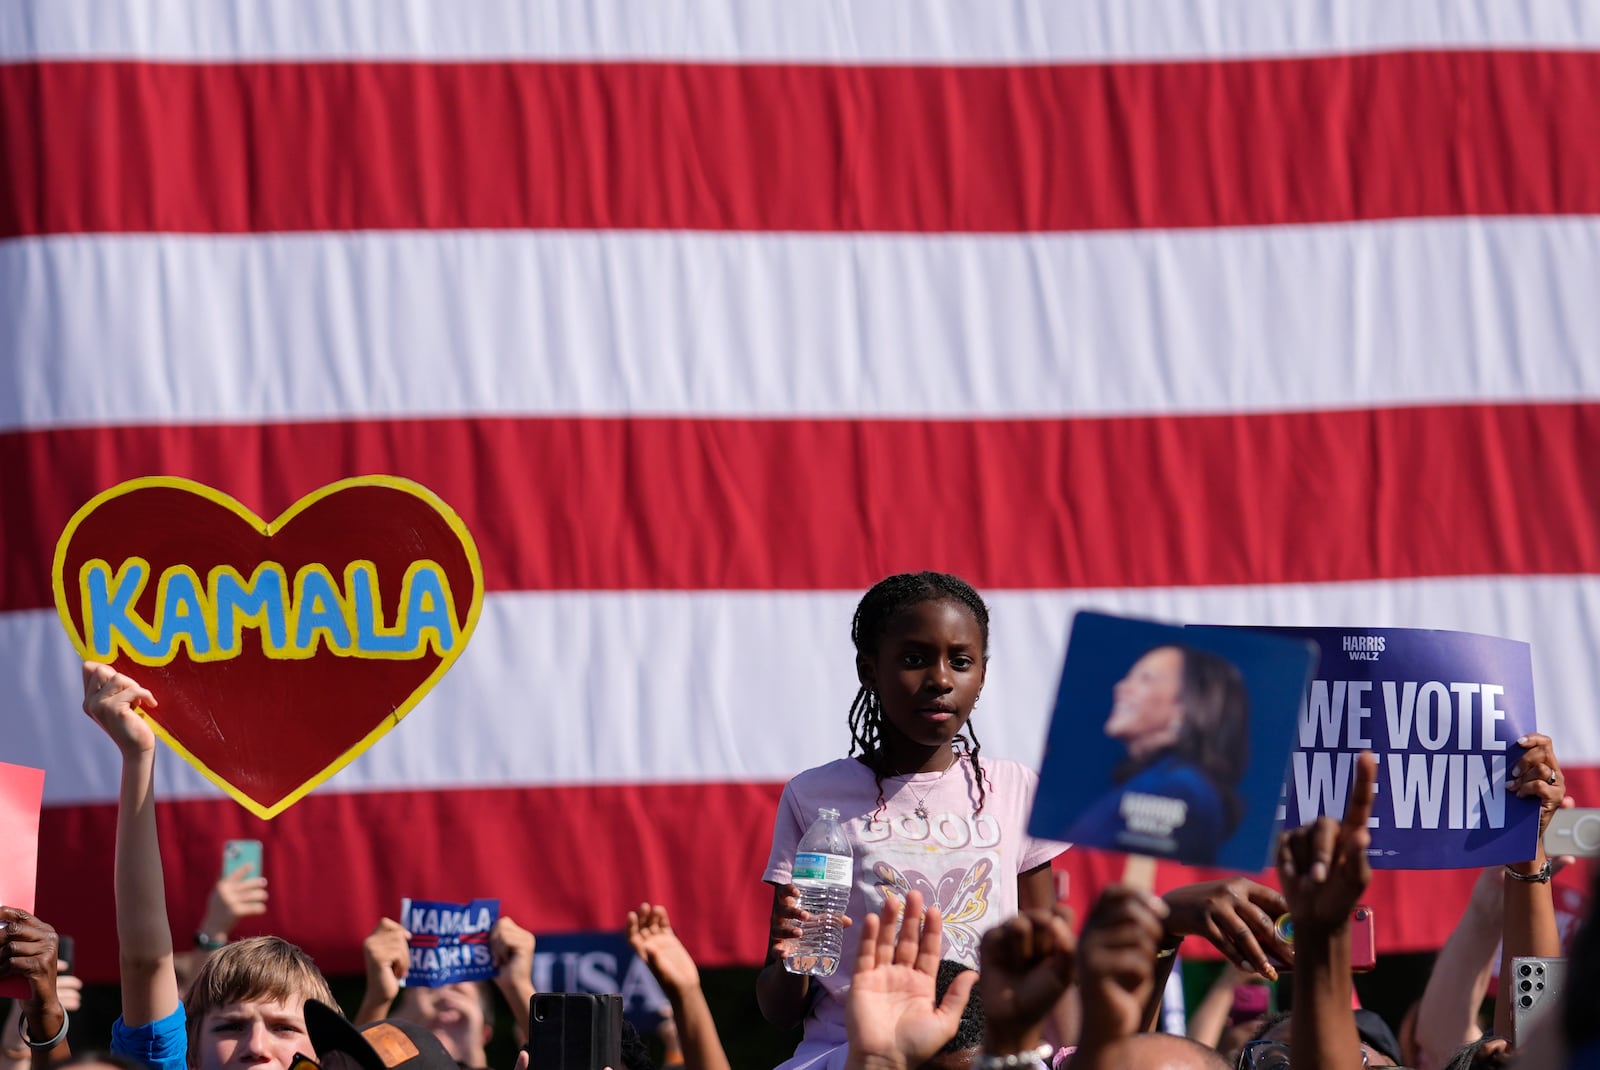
1342,752,1377,835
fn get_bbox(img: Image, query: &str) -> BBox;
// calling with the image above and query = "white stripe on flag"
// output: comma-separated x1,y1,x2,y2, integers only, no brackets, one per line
11,573,1600,804
7,217,1600,432
3,1,1598,63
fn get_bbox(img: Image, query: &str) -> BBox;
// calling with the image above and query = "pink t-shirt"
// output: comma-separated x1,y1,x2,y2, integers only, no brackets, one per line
764,755,1067,1068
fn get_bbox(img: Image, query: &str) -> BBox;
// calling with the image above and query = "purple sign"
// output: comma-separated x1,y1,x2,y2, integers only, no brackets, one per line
1238,626,1540,869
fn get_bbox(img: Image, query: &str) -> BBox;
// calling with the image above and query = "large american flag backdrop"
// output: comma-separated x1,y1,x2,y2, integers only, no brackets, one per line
5,3,1600,982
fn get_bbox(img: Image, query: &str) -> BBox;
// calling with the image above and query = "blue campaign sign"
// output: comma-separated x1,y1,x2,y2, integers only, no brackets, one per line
531,931,668,1025
401,897,499,986
1029,611,1317,871
1242,626,1540,869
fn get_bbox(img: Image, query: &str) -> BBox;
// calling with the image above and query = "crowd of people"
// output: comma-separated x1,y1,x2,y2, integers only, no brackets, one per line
1,571,1594,1069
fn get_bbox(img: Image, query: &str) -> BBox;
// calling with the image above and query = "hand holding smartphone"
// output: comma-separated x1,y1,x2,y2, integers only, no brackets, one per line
1510,956,1565,1039
222,839,263,880
526,993,622,1070
1267,906,1377,973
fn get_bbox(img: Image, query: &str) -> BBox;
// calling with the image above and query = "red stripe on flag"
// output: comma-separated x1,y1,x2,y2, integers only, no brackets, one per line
5,403,1600,608
3,50,1598,238
40,780,785,982
39,771,1600,983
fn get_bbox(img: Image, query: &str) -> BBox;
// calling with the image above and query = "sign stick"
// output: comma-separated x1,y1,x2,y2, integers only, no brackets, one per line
1121,853,1157,894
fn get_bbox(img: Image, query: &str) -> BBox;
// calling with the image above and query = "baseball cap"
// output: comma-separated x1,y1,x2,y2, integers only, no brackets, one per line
303,1000,459,1070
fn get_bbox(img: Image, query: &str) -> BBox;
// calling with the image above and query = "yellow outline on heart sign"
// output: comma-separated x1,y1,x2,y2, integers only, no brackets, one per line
51,475,485,820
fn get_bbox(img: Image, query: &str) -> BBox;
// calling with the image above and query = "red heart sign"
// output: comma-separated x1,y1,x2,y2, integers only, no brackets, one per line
52,477,483,819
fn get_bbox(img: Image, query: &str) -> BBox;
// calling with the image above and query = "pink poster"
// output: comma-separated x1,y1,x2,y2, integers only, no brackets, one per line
0,762,46,999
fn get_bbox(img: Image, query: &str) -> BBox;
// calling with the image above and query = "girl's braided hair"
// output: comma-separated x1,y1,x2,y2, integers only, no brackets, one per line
848,571,991,821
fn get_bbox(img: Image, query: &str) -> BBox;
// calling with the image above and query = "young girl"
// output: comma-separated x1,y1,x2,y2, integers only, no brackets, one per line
758,572,1067,1069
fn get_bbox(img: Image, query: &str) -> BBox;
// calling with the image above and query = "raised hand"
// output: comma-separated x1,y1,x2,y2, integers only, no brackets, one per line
487,915,537,1044
979,901,1076,1057
0,908,69,1054
1161,877,1291,980
89,660,178,1030
361,917,411,1008
490,916,536,987
201,864,270,943
1075,886,1169,1053
626,903,701,997
81,661,158,754
1510,733,1566,844
845,891,974,1070
55,969,82,1014
0,909,62,1005
1279,752,1376,933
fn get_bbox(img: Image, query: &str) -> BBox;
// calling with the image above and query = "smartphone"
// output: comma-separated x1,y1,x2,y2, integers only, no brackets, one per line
1267,906,1376,972
57,936,74,976
222,839,263,881
526,993,622,1070
1545,808,1600,858
1510,956,1566,1037
1347,905,1376,972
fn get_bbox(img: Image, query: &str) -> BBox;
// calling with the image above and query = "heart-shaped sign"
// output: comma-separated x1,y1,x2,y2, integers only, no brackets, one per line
52,476,484,819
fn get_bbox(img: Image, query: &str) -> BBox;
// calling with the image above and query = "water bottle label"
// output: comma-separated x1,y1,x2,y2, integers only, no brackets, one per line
793,851,851,885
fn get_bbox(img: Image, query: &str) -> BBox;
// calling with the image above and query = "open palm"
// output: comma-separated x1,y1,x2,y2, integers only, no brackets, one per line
626,903,702,994
846,892,974,1070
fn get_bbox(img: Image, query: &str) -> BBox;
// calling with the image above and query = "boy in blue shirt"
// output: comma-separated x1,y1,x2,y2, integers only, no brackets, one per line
84,663,336,1070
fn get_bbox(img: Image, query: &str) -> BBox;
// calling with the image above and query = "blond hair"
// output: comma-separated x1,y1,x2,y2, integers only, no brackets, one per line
184,936,334,1066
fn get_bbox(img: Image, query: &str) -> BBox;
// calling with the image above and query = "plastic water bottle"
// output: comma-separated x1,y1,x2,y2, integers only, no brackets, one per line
784,806,853,977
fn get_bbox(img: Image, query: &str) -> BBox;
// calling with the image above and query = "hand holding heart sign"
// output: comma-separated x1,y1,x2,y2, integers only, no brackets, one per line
53,476,484,818
80,662,159,755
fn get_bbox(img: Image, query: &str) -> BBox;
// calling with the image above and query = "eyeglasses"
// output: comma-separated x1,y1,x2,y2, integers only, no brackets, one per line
1238,1040,1374,1069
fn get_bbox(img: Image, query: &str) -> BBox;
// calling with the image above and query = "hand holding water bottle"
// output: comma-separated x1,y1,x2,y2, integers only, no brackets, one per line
784,807,855,977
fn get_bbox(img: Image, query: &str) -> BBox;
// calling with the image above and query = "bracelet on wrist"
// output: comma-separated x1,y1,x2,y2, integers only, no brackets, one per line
19,1012,68,1051
1505,859,1553,884
976,1043,1052,1069
196,930,228,951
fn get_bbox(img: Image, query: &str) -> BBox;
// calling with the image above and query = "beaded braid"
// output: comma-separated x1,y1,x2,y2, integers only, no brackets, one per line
846,571,992,821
